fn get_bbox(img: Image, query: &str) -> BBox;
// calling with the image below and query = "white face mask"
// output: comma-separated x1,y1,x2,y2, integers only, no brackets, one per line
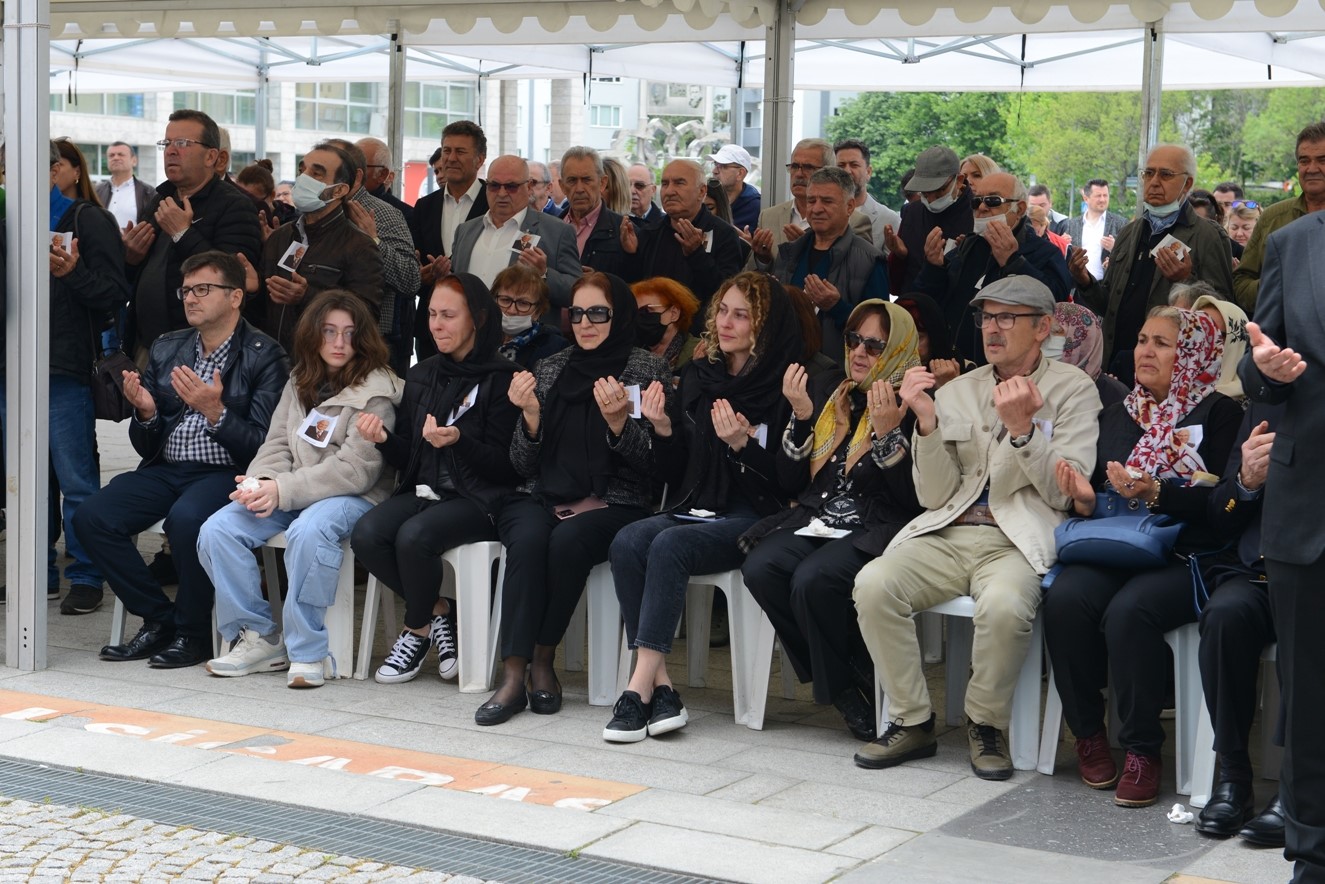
972,215,1011,238
291,173,341,214
501,313,533,335
921,180,957,214
1145,197,1185,219
1041,334,1066,362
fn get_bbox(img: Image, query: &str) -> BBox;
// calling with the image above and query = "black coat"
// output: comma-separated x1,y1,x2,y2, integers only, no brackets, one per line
626,205,744,315
561,204,632,278
410,182,490,359
47,201,131,382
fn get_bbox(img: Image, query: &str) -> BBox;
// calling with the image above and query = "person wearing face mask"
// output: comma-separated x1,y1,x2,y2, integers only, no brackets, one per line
912,172,1070,366
241,142,384,353
632,276,700,374
1072,143,1235,387
490,263,568,369
886,145,975,296
1044,302,1129,407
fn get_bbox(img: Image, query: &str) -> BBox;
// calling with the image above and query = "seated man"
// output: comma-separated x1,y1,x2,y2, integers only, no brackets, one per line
74,251,289,669
853,276,1100,780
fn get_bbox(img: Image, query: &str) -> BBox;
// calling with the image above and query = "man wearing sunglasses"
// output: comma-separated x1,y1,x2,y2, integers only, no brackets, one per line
912,171,1070,366
627,163,664,228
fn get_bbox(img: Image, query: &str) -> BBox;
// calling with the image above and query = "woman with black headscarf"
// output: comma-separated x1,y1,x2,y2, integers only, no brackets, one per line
603,271,803,743
477,272,676,726
895,291,969,391
351,273,521,686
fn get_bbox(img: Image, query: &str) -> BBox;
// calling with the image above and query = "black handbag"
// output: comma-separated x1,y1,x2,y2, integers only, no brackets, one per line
91,348,137,422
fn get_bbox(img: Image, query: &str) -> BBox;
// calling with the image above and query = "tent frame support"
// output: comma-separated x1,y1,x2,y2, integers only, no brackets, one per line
1138,20,1165,174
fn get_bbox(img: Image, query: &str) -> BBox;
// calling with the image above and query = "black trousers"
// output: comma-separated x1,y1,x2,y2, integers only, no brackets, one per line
1197,577,1276,757
1268,557,1325,883
495,495,647,660
73,462,235,639
350,493,497,630
1043,563,1196,757
742,529,874,705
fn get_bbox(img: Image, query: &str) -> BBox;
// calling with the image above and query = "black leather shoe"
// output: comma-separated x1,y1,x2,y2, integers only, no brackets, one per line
100,621,174,661
475,690,528,726
528,675,563,715
148,635,211,669
833,687,877,742
1238,793,1286,848
1196,780,1255,838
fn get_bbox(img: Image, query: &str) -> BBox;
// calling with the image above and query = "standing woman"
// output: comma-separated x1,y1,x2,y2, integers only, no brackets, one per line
351,274,521,684
52,139,102,205
1044,306,1243,807
604,271,803,743
478,272,674,725
200,290,402,687
742,300,924,741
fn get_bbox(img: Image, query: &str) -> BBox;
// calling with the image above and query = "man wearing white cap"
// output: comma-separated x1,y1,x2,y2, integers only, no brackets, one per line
710,144,761,232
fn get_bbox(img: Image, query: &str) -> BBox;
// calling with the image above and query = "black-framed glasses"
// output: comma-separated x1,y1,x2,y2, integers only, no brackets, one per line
971,195,1014,209
365,164,390,172
321,327,355,343
973,309,1044,330
496,296,538,315
785,162,820,174
568,306,612,325
844,331,888,356
1140,168,1183,181
157,138,213,151
1230,200,1260,209
485,181,523,193
527,178,550,187
176,283,235,300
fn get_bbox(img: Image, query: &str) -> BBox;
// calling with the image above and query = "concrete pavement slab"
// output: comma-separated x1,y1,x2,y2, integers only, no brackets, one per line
821,825,918,860
759,780,970,832
724,743,966,798
504,742,747,795
0,726,226,783
702,771,799,803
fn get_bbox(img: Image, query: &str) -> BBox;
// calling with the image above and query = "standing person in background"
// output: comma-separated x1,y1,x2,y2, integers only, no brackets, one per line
95,141,156,231
886,145,974,295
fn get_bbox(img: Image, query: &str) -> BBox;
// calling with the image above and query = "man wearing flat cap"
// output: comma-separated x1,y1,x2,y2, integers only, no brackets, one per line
852,275,1101,781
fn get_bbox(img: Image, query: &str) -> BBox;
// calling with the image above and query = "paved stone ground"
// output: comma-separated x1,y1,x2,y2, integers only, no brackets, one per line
0,795,487,883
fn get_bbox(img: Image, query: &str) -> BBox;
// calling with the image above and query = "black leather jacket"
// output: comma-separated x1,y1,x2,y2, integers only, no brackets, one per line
129,318,289,468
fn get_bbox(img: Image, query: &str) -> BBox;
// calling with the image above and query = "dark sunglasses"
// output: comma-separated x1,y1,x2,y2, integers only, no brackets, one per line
844,330,888,356
569,306,613,325
485,181,523,193
971,195,1015,209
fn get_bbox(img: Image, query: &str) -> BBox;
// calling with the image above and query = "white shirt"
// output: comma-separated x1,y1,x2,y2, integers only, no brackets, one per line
1080,212,1107,279
441,178,484,257
106,178,139,231
468,208,527,286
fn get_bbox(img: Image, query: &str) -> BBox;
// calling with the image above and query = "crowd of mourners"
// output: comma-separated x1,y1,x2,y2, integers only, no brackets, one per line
6,107,1325,881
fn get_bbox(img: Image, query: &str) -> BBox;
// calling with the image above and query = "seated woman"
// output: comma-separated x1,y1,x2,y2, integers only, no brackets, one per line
1191,293,1249,403
1046,302,1129,407
492,263,568,369
632,276,700,373
742,300,924,741
200,290,402,687
479,272,674,725
603,271,802,743
895,291,965,391
351,273,520,684
1044,306,1243,808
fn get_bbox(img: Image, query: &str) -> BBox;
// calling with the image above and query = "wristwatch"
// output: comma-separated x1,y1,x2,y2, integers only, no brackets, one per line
1009,427,1034,448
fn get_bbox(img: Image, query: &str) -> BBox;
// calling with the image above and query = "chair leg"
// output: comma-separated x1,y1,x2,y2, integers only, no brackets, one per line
687,584,714,688
726,575,775,730
586,563,623,707
324,541,355,679
563,593,587,672
354,575,382,680
1009,613,1044,770
778,643,796,700
1190,697,1218,809
919,611,943,664
944,615,973,727
1167,623,1202,796
1261,646,1282,781
110,596,128,647
1038,665,1064,775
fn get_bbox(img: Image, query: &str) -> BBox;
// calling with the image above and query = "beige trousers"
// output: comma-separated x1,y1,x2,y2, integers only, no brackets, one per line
853,525,1041,731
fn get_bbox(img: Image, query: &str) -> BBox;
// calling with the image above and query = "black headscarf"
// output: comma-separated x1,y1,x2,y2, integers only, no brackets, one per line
896,291,958,363
424,273,517,419
539,273,639,503
682,274,803,511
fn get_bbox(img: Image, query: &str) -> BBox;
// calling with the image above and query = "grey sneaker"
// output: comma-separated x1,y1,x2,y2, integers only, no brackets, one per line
968,722,1013,781
853,716,937,770
206,628,289,677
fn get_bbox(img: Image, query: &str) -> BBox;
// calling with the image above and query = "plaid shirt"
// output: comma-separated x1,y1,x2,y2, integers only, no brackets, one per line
353,188,420,337
161,333,235,466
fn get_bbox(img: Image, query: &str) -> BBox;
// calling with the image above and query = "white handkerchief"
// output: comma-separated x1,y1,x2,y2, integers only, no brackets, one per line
415,484,440,501
752,423,769,449
704,229,714,253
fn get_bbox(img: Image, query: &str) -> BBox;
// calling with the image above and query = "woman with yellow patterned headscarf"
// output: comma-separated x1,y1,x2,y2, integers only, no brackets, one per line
740,299,926,744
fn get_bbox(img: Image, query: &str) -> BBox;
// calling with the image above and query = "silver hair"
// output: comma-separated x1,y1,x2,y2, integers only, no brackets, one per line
1168,280,1220,308
667,157,704,184
793,138,835,167
809,166,857,200
560,146,604,177
1149,143,1197,178
527,161,551,184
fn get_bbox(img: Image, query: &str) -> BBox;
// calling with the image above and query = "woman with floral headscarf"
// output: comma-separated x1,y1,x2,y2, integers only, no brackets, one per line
741,300,925,741
1045,303,1129,406
1044,306,1243,809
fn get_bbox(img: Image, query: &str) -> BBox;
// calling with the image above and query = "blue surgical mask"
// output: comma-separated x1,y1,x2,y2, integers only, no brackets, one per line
291,173,340,214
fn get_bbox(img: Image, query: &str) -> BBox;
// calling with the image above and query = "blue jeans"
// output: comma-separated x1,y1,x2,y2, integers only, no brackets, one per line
198,496,371,663
610,512,757,654
0,374,103,588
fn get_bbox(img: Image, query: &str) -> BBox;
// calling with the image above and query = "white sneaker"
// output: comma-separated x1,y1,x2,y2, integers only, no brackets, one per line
287,659,330,688
206,628,289,677
430,613,459,681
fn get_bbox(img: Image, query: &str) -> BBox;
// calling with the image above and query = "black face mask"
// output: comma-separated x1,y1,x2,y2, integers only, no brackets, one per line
636,310,667,348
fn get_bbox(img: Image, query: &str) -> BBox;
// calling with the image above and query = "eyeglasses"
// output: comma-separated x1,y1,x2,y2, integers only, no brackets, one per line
486,181,524,193
321,327,355,343
496,296,539,315
1140,168,1184,182
527,178,550,187
365,164,389,172
568,306,612,325
157,138,213,151
971,195,1015,209
712,163,743,172
630,182,651,191
844,331,888,356
1230,200,1260,209
785,163,821,174
176,283,235,300
973,309,1044,330
637,305,668,316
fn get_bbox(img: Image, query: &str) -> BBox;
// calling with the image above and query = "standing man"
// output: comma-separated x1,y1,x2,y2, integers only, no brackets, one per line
547,160,569,215
356,136,413,225
528,161,559,215
1062,179,1125,282
627,163,664,227
835,138,901,251
1026,184,1068,234
886,145,974,294
1239,210,1325,884
709,144,760,233
95,141,155,232
559,147,629,277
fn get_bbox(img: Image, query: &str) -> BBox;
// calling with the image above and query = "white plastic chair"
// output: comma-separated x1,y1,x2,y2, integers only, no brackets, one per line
1189,642,1280,809
259,532,356,677
353,541,503,692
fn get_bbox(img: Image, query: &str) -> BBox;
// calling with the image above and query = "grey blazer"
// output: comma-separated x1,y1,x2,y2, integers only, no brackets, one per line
1062,210,1127,252
451,210,582,308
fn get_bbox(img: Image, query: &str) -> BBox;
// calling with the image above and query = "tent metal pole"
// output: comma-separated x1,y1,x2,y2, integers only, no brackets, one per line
254,49,269,160
3,0,52,671
387,24,406,198
761,0,797,207
1138,20,1165,175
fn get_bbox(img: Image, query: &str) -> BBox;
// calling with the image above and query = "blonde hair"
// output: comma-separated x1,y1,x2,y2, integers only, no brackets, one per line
699,271,774,365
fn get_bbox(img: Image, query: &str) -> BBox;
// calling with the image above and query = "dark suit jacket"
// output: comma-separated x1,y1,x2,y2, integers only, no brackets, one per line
1238,210,1325,565
93,177,156,226
562,204,630,277
1062,210,1126,266
371,185,414,227
409,181,488,260
633,203,665,229
626,205,743,314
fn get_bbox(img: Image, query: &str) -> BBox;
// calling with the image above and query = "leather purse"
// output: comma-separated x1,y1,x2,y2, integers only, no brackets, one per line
1053,491,1182,569
91,349,137,422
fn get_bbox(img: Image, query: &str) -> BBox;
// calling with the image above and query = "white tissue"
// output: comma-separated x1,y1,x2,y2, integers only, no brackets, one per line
238,476,261,492
1167,803,1194,824
688,508,716,518
807,517,836,537
415,484,441,501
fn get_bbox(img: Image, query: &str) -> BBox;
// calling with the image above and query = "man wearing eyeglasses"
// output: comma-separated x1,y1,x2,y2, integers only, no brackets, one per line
120,109,263,360
708,144,761,233
450,155,581,309
627,163,664,228
527,161,559,216
1072,143,1234,386
75,250,289,670
854,274,1101,780
913,172,1070,366
356,137,413,226
558,147,629,278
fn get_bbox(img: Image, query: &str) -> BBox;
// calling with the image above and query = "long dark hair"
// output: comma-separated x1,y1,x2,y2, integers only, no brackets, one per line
290,290,390,410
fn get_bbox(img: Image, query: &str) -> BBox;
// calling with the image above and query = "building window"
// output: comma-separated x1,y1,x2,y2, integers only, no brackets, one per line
50,93,146,118
173,91,256,126
402,81,477,140
295,82,379,134
589,105,622,128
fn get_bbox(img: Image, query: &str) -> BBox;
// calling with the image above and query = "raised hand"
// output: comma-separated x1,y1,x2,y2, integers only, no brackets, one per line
984,218,1020,266
509,371,541,435
1055,459,1096,515
923,226,947,267
267,269,309,305
898,365,938,435
867,379,906,438
619,217,639,254
50,237,80,278
1067,246,1090,287
750,227,775,264
171,366,226,424
421,413,460,448
593,376,632,436
930,358,962,389
356,411,388,444
882,224,907,259
1153,241,1193,283
155,195,194,240
711,399,753,452
782,363,814,421
1247,321,1307,384
640,380,671,437
121,369,157,420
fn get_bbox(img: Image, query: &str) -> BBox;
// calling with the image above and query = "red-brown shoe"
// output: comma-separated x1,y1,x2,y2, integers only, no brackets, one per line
1075,732,1118,789
1114,751,1162,807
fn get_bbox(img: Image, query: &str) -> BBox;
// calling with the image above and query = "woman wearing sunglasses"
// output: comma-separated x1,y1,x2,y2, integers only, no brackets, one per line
603,271,803,742
741,300,924,741
477,272,675,725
